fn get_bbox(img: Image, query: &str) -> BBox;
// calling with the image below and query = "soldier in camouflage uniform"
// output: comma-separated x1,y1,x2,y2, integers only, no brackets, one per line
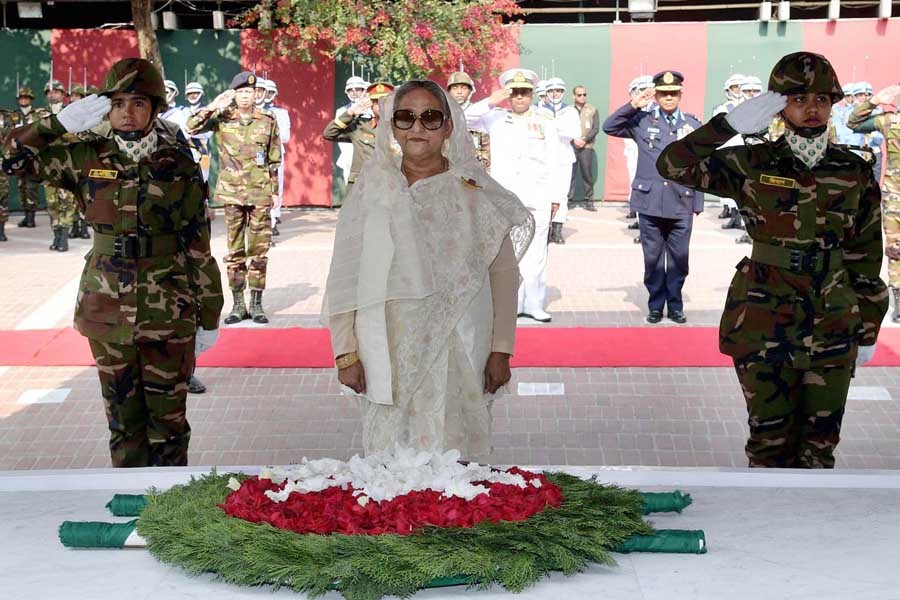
323,81,393,200
0,109,16,240
446,71,491,171
847,83,900,321
657,52,888,468
2,58,224,467
187,71,281,324
66,84,92,240
11,86,44,228
42,80,79,251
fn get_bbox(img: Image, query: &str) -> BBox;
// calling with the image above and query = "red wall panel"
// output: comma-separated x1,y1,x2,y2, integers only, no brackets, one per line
51,29,139,93
802,19,900,106
241,32,336,207
603,23,708,202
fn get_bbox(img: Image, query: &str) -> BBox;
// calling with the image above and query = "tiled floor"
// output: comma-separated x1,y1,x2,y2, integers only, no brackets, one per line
1,204,898,470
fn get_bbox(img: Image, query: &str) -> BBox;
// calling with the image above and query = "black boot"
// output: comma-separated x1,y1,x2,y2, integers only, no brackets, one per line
0,221,6,241
250,289,269,324
80,219,91,238
188,375,207,394
549,222,565,244
735,233,751,244
224,289,250,324
56,227,68,252
18,210,35,228
272,224,280,236
722,211,744,230
718,205,732,219
583,200,597,212
50,227,61,251
627,221,640,230
892,288,900,323
69,221,79,239
626,210,636,219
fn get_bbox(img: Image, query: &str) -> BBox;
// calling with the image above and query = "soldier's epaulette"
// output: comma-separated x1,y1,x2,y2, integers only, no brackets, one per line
34,108,52,119
533,106,555,119
831,143,876,167
256,107,275,119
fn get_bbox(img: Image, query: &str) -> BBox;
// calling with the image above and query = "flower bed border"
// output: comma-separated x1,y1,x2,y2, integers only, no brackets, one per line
137,471,653,600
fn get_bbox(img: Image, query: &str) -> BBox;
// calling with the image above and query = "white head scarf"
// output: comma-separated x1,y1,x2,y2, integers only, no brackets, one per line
323,82,534,320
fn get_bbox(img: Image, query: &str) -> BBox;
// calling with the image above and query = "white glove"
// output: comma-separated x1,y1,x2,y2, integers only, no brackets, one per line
195,327,220,356
855,344,876,368
57,94,111,133
724,91,786,135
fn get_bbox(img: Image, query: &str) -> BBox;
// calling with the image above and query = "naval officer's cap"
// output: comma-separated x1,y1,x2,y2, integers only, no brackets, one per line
499,68,539,91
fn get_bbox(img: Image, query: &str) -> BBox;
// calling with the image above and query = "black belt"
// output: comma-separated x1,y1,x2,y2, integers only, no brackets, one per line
751,242,842,274
92,232,180,259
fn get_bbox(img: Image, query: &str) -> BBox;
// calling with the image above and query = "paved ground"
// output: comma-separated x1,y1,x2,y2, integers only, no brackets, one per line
1,203,898,471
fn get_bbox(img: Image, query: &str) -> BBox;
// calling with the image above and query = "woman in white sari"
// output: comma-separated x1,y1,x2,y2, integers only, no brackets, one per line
323,80,534,462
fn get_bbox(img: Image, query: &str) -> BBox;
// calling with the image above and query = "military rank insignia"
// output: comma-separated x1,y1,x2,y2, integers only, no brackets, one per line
461,177,482,190
759,174,798,189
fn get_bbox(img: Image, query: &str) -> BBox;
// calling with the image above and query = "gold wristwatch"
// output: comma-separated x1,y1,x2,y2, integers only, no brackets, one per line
335,351,360,370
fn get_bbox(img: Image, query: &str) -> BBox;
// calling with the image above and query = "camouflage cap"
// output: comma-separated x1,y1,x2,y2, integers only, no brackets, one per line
44,79,65,94
101,58,167,104
17,85,35,99
767,51,843,102
70,84,86,97
87,85,101,95
447,71,475,91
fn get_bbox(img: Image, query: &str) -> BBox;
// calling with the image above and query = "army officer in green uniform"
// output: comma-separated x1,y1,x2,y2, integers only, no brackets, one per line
323,81,393,199
657,52,888,469
2,58,224,467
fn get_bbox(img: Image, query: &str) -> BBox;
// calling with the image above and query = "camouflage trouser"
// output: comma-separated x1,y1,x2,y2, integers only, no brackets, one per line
884,193,900,287
0,175,8,223
89,337,195,468
45,185,77,228
734,359,852,469
18,177,39,211
224,203,271,291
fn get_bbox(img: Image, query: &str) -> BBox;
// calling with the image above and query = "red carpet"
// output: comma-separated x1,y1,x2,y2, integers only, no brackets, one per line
3,327,900,368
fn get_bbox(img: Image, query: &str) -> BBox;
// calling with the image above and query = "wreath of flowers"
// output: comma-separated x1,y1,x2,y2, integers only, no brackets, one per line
137,450,653,600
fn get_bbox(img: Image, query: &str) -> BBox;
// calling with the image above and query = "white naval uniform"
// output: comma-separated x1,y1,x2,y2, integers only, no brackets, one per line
466,99,558,316
545,102,581,225
267,103,291,221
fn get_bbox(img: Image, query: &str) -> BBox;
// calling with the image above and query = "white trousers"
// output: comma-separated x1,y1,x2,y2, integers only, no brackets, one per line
518,209,551,313
271,160,285,223
551,166,571,224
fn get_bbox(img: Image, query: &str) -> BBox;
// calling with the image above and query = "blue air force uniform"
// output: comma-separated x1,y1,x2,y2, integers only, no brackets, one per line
603,71,703,318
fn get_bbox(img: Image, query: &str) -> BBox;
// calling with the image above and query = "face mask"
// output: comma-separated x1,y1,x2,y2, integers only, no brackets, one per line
784,128,828,169
115,129,158,163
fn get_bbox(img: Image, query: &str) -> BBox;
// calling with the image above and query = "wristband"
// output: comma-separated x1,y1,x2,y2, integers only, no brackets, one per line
335,351,359,370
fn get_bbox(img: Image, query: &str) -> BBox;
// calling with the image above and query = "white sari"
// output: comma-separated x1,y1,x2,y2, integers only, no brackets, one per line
323,87,534,461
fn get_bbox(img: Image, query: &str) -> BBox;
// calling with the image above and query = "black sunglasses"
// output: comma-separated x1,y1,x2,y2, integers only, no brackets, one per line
392,108,446,130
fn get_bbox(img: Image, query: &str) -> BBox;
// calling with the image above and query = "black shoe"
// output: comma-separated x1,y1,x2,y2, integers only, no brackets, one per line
646,310,664,324
633,236,641,244
627,221,640,230
272,225,280,236
583,201,597,212
188,375,207,394
56,229,68,252
69,222,79,239
626,211,636,219
275,217,282,224
718,206,731,219
722,213,744,230
79,219,91,239
668,311,687,324
50,228,61,251
0,222,6,241
736,234,751,244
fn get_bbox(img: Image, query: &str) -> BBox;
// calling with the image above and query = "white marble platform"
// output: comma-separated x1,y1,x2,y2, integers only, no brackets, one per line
2,466,899,600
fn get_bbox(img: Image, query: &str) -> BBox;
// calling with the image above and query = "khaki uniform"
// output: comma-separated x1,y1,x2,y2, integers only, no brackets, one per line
323,111,376,195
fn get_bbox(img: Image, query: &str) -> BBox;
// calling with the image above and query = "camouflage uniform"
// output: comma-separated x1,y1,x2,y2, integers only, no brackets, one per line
447,71,491,171
847,99,900,319
0,110,14,239
186,78,280,301
322,105,377,197
43,99,79,250
10,87,45,223
657,52,888,468
2,59,224,467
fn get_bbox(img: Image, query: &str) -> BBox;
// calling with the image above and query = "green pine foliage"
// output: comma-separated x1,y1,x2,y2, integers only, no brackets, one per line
136,471,653,600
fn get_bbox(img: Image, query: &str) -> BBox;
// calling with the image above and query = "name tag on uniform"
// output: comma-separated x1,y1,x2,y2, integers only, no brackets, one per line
88,169,118,180
890,122,900,130
759,174,797,189
221,126,240,134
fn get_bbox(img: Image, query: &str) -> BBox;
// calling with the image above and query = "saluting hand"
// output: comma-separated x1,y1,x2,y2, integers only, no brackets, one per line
209,89,236,111
725,91,786,135
57,94,111,133
871,84,900,107
487,87,511,108
630,88,654,110
347,96,372,117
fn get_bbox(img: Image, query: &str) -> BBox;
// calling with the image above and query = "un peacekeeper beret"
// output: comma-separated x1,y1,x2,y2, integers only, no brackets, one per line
230,71,257,90
653,70,684,91
366,81,394,100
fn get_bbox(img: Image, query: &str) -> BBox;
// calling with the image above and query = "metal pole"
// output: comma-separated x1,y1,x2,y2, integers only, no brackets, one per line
68,67,72,96
83,67,86,90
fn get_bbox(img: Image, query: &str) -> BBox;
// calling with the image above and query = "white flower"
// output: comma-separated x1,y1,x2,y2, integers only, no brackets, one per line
226,476,242,491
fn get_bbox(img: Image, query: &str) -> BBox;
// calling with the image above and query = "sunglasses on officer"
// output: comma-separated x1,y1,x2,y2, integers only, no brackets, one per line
392,108,446,130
